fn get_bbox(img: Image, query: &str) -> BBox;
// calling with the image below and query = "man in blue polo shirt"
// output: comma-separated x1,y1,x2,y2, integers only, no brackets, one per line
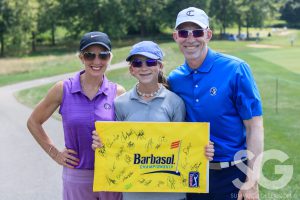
168,7,264,200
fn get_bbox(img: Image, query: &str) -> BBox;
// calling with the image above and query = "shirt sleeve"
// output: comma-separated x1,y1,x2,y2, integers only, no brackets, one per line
113,99,124,121
233,62,263,120
171,96,186,122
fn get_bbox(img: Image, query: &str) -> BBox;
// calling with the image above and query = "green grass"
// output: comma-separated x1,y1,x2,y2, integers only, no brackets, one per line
11,28,300,199
251,48,300,74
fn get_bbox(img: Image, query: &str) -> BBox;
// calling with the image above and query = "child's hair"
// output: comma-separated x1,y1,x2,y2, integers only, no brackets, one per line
158,70,169,89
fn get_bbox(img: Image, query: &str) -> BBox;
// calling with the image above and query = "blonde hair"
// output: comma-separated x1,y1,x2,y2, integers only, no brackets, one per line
108,52,113,65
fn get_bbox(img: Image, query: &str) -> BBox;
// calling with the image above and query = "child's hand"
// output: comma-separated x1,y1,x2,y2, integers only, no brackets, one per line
91,130,103,150
205,141,214,161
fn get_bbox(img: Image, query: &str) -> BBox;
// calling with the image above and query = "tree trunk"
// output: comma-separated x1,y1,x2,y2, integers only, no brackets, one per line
222,0,227,35
0,33,4,57
140,19,146,37
51,23,56,46
246,15,250,40
238,17,241,36
219,27,222,40
32,31,36,52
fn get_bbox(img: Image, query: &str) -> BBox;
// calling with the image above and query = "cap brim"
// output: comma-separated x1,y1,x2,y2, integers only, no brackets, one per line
80,42,111,51
175,20,208,29
126,52,160,61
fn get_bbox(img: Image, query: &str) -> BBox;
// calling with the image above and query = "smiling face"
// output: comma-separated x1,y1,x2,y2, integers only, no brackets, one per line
79,44,111,77
173,22,212,69
129,55,162,85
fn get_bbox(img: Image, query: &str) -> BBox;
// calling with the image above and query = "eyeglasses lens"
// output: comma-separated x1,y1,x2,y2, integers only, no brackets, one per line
99,52,110,60
131,59,158,68
83,52,96,60
131,59,143,68
83,52,110,61
146,59,158,67
178,29,204,38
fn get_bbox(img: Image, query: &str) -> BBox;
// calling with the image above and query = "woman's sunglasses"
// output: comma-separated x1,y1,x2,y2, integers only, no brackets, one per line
131,58,159,68
177,29,205,38
82,51,110,61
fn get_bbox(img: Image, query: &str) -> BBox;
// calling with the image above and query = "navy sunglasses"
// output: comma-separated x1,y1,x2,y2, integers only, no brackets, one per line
131,58,159,68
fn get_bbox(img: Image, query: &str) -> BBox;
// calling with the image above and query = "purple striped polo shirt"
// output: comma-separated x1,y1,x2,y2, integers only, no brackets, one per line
59,71,117,169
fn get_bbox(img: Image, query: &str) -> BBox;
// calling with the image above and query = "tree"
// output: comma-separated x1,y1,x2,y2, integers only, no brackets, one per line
58,0,170,38
22,0,39,52
0,0,14,56
37,0,61,46
281,0,300,27
94,0,129,39
209,0,236,37
57,0,126,39
234,0,283,39
123,0,170,36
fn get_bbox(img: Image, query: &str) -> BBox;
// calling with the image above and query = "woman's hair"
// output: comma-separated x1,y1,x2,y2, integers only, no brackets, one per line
108,52,113,65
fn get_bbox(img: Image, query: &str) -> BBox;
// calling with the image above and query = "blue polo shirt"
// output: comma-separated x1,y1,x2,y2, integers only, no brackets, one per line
168,49,263,161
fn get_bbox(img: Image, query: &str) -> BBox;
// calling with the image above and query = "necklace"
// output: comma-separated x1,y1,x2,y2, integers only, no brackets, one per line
80,75,102,95
136,83,161,97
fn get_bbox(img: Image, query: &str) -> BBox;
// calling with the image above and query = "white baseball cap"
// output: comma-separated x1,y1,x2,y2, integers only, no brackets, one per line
175,7,209,29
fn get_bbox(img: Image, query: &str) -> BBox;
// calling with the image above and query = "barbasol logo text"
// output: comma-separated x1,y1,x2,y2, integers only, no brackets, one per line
134,154,175,164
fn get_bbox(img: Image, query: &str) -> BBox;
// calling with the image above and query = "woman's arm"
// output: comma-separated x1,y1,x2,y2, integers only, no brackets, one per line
27,81,79,168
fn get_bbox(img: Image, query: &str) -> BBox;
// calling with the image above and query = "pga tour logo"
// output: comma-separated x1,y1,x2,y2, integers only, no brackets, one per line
189,172,199,187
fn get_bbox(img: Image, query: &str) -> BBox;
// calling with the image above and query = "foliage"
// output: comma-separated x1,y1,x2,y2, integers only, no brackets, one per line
210,0,284,39
209,0,236,35
280,0,300,27
0,0,296,57
37,0,61,46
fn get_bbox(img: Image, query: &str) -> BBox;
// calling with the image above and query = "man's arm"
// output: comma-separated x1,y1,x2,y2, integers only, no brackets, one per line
238,116,264,200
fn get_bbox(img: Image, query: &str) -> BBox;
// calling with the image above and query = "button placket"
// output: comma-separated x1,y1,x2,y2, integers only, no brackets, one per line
193,70,200,104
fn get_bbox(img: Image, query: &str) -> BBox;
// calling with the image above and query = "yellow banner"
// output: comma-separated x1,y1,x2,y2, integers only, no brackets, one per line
94,122,209,193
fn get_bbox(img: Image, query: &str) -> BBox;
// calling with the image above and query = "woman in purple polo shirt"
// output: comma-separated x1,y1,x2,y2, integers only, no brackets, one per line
27,32,125,200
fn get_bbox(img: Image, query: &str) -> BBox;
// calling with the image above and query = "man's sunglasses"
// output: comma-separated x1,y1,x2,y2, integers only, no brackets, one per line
177,29,205,38
131,58,159,68
82,51,110,61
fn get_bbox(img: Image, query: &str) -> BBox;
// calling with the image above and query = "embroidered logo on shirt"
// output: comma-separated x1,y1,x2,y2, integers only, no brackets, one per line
210,87,217,96
104,103,112,109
